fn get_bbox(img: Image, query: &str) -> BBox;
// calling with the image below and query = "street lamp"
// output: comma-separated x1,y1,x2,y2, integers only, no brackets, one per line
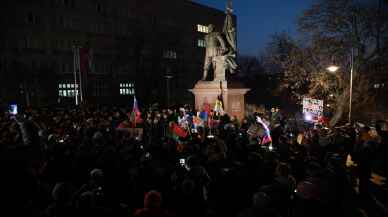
326,65,340,73
326,49,354,124
164,74,173,107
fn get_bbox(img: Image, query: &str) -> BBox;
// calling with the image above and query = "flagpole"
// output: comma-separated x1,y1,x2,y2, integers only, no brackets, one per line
77,47,84,103
73,45,79,106
133,96,136,128
133,83,136,128
208,112,212,137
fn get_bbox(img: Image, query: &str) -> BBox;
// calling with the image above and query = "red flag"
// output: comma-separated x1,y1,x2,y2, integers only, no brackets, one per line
203,101,211,114
128,96,142,127
79,47,92,74
171,123,188,138
117,121,130,129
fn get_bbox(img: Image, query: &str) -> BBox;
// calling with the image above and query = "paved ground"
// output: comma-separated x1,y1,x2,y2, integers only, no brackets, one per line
369,173,388,216
352,172,388,217
346,155,388,217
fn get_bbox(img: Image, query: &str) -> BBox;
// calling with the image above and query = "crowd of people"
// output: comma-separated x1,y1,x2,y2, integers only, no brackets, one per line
0,104,387,217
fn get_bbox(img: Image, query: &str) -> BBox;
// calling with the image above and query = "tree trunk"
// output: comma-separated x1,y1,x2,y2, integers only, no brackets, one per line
330,88,349,127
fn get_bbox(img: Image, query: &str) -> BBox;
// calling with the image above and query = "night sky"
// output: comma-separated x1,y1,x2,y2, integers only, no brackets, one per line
195,0,317,56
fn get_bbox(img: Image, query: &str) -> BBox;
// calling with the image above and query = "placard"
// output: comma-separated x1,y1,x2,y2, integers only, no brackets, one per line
303,97,323,122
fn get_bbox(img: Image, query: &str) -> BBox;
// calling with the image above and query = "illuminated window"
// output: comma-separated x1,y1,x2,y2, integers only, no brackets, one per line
58,83,78,97
163,50,177,59
120,82,135,95
198,39,206,48
374,83,385,89
197,24,209,33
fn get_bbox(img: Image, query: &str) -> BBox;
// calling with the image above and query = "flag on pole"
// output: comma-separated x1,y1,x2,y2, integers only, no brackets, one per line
170,122,188,138
214,98,224,115
79,47,93,74
200,101,209,123
74,45,93,103
193,115,203,128
203,101,211,114
129,96,142,127
199,111,208,122
256,117,272,145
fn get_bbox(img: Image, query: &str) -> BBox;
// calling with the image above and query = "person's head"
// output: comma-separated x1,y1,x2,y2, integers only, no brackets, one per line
252,192,270,210
144,190,162,209
52,182,72,204
92,131,104,145
186,155,200,169
362,126,371,133
276,162,291,178
376,120,386,133
181,179,196,195
89,168,104,187
208,24,215,32
305,161,322,178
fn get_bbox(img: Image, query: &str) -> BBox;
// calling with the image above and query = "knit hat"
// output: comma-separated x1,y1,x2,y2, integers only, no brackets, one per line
144,190,162,208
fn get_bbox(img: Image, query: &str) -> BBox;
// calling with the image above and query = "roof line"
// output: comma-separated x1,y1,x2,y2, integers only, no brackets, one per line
184,0,226,14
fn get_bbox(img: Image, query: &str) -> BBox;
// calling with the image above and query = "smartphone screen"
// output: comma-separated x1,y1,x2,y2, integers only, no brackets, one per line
9,104,18,115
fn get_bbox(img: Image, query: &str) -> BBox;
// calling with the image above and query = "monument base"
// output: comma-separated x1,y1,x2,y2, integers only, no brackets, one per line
189,80,250,120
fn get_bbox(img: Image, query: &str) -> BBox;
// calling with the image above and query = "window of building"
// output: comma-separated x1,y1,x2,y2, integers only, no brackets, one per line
93,80,107,96
58,83,78,97
163,50,177,59
96,3,103,13
197,39,206,48
26,13,40,24
27,13,34,24
25,37,32,49
58,16,65,27
120,83,135,95
197,24,209,33
66,17,73,29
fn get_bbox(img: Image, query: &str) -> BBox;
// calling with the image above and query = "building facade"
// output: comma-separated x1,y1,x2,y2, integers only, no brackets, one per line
0,0,233,108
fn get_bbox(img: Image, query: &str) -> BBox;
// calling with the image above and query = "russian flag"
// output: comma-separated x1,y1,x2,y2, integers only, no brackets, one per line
128,96,142,127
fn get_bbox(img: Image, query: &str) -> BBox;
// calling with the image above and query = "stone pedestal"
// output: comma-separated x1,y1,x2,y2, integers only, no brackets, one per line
189,80,250,120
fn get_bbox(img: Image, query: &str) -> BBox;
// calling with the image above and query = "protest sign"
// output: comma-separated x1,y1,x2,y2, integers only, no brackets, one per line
303,98,323,122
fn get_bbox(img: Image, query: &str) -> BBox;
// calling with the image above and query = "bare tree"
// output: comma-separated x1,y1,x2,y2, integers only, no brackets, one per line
266,0,388,125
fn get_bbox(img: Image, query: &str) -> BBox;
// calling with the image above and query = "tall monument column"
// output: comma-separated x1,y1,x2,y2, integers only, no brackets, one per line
189,0,250,120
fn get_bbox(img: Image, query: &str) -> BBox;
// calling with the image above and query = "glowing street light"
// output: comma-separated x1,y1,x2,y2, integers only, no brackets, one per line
327,65,340,73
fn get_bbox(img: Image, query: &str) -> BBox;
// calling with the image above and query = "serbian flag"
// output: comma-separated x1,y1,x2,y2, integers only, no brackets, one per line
170,122,188,138
199,111,208,121
128,96,142,127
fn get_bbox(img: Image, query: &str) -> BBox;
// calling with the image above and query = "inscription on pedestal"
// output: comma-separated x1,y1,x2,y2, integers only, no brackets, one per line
189,80,249,120
231,101,241,113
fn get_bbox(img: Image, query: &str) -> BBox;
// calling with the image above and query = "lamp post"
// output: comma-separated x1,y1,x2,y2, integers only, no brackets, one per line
164,74,173,107
326,48,354,124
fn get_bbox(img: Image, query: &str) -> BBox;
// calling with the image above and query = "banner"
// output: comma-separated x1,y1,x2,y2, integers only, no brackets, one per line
302,97,323,122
